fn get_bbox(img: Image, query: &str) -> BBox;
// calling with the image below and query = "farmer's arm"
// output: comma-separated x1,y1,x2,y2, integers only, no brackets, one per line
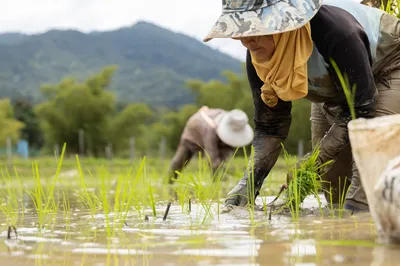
225,49,292,206
316,30,378,168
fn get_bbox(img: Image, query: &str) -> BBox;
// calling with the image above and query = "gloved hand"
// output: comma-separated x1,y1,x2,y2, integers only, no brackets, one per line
224,137,284,209
225,181,252,207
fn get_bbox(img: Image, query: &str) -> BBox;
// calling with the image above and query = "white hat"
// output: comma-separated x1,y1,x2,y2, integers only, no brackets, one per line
216,109,254,147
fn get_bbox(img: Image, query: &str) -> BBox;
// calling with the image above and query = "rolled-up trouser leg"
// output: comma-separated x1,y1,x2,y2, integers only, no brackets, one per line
311,103,353,206
345,68,400,210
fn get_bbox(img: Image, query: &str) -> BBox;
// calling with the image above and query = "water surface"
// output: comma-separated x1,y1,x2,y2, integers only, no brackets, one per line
1,193,398,266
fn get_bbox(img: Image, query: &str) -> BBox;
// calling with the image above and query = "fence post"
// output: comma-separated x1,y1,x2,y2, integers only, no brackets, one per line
159,136,166,164
6,137,12,165
86,135,92,157
79,129,84,156
130,137,135,163
298,139,304,159
105,143,113,160
54,144,60,159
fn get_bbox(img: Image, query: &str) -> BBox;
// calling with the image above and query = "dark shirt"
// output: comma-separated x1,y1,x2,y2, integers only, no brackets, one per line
246,4,379,138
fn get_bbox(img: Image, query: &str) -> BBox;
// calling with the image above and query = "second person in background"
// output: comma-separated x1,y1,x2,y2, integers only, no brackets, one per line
168,106,254,183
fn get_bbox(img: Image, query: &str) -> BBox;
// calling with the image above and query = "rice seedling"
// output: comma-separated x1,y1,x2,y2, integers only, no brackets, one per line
99,168,112,237
147,179,156,217
62,190,71,231
0,167,24,227
329,58,357,121
269,144,332,220
380,0,400,18
329,57,361,218
132,157,149,221
322,175,354,218
328,186,335,218
336,176,353,218
75,155,101,221
246,146,257,224
25,143,67,231
110,166,142,229
111,173,124,230
210,147,241,220
175,180,190,213
173,153,220,226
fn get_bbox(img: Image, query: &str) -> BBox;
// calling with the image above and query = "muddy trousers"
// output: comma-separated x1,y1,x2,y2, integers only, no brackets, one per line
168,139,196,183
311,69,400,210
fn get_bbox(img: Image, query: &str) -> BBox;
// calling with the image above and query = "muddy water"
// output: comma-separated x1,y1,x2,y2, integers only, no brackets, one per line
1,193,400,266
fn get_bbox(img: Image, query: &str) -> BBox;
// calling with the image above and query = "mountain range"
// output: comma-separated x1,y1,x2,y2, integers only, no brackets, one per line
0,21,243,108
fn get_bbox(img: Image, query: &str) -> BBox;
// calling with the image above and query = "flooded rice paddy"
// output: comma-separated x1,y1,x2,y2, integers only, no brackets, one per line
0,156,399,266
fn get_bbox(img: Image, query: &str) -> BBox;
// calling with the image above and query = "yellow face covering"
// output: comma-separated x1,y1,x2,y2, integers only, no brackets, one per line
250,23,313,107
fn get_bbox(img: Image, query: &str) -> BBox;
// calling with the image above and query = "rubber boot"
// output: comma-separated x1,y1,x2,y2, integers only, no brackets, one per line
344,160,370,212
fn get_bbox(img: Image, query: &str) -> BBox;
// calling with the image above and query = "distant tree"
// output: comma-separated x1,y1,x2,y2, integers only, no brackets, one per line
186,65,253,126
13,99,44,149
108,102,154,152
35,65,154,156
0,98,25,145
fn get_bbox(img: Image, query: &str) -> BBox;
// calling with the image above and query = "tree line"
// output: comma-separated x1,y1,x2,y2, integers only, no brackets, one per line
1,64,312,158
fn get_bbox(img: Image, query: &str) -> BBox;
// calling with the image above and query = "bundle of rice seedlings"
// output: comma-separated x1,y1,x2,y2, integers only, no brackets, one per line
268,145,333,214
286,151,324,209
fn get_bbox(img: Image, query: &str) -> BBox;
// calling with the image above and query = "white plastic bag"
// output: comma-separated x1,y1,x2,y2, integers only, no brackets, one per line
348,114,400,242
373,156,400,242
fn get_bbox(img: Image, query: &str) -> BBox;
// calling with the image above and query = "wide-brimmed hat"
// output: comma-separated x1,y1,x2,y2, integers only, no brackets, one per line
203,0,323,42
215,109,254,147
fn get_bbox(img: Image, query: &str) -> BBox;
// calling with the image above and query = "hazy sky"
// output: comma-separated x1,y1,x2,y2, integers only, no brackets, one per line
1,0,247,61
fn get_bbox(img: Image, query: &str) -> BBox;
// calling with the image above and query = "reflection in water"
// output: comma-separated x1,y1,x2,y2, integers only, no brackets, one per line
371,245,400,266
0,188,399,266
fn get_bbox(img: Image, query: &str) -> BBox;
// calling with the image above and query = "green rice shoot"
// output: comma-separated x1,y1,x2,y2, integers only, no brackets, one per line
274,145,333,216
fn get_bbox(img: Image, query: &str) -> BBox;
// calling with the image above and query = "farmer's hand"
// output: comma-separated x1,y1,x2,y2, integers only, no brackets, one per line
223,183,267,213
224,183,249,207
222,134,289,212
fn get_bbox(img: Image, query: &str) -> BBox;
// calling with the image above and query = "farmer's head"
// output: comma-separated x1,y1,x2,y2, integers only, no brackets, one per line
203,0,322,107
202,0,323,55
215,109,254,148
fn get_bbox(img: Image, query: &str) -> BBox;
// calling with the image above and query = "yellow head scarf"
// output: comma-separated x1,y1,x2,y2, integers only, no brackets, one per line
250,23,313,107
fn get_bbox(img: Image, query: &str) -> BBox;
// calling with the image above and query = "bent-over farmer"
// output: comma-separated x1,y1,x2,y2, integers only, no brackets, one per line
203,0,400,211
168,106,254,183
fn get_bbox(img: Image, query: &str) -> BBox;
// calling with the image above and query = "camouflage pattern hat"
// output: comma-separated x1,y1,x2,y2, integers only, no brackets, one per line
203,0,323,42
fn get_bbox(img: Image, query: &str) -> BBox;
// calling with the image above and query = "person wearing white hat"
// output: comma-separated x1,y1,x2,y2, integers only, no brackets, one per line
168,106,254,183
204,0,400,212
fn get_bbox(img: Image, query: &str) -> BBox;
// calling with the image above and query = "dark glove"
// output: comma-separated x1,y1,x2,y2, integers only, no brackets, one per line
224,136,284,207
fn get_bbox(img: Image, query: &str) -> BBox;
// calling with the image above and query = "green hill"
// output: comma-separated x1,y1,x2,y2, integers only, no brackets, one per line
0,21,243,108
